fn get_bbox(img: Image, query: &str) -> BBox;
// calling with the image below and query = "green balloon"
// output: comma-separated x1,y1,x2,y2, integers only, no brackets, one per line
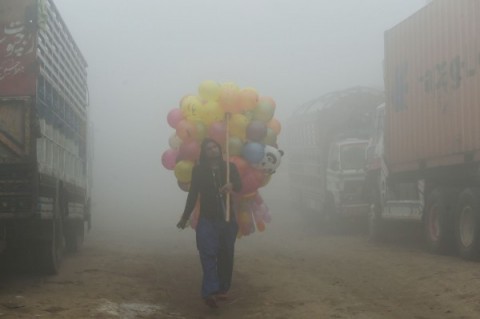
253,101,274,122
262,128,277,146
194,121,207,141
228,137,243,156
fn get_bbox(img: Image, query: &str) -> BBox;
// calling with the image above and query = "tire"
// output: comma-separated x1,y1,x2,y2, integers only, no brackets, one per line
455,188,480,260
65,220,85,253
323,193,341,232
39,218,64,275
423,188,456,254
368,187,384,242
39,183,65,275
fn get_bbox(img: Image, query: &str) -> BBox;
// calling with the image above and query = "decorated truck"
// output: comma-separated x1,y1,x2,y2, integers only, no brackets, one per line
0,0,91,273
287,87,384,227
367,0,480,259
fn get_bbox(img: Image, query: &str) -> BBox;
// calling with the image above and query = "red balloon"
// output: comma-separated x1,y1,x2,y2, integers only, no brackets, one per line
229,156,249,177
239,168,264,194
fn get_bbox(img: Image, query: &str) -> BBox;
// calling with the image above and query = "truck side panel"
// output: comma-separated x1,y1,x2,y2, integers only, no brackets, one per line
384,0,480,174
0,0,37,96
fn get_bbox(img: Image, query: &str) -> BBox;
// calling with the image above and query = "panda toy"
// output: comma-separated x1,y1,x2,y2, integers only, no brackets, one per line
254,145,284,174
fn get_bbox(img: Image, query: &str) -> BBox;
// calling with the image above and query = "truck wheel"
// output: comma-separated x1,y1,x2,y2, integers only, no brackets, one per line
323,193,340,232
455,188,480,260
368,188,384,241
65,221,85,252
39,218,64,274
424,188,455,254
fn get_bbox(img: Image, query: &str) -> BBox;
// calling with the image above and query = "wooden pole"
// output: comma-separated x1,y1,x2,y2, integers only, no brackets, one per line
225,112,231,222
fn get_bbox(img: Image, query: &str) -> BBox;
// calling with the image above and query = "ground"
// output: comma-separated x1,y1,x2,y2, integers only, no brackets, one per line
1,174,480,318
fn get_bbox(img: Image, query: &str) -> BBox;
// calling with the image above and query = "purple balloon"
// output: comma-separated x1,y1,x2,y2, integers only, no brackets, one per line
162,148,179,170
167,108,184,129
246,120,267,142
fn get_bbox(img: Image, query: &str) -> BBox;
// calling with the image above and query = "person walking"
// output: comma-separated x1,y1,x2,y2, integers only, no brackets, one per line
177,138,242,308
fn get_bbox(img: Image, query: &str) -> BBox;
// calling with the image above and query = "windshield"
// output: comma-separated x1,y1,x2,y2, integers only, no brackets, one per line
340,143,367,170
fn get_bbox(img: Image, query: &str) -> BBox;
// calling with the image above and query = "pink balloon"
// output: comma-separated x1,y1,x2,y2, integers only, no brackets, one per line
208,121,227,145
179,140,201,161
162,148,179,170
167,108,184,128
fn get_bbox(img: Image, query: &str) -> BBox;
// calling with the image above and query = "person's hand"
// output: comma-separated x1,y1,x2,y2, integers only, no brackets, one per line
177,217,188,230
219,182,233,194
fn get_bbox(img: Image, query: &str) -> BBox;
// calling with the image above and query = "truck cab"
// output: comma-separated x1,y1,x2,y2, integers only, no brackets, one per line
366,104,424,240
326,138,370,219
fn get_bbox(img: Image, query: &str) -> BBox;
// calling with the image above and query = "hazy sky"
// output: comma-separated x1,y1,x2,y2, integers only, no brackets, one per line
52,0,426,217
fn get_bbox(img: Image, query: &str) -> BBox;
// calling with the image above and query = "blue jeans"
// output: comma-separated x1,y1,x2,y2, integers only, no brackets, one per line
196,217,238,299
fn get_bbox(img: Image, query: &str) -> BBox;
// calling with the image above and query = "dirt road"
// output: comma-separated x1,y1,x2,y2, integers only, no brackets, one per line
1,174,480,318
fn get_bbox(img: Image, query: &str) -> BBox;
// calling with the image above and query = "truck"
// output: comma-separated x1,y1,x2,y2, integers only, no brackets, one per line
0,0,92,273
367,0,480,259
287,87,384,228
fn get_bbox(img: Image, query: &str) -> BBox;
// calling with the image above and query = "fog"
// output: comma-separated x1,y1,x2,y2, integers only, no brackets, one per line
52,0,426,232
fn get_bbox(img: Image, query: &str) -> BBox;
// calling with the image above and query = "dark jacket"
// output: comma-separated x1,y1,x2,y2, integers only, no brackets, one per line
182,161,242,221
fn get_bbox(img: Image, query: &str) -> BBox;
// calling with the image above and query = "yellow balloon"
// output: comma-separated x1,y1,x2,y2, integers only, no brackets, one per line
174,160,194,184
198,80,220,101
229,113,249,140
198,100,224,125
181,96,202,121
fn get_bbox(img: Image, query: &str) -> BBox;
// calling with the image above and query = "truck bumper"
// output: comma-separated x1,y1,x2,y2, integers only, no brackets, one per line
340,203,370,218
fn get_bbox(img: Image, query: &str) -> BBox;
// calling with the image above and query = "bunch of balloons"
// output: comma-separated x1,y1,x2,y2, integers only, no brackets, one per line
162,80,283,236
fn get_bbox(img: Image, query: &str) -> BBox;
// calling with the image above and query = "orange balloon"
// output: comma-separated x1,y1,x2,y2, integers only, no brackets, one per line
255,219,266,232
267,118,281,135
219,82,241,113
176,119,197,141
239,87,259,111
